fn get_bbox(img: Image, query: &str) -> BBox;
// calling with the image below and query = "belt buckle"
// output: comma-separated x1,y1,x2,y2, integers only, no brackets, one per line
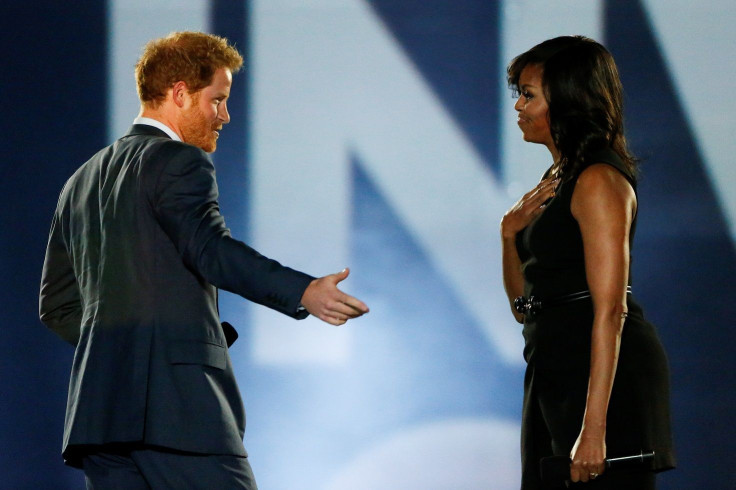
514,296,540,316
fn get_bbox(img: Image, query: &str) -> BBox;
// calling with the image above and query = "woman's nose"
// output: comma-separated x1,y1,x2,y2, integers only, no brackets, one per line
514,96,524,112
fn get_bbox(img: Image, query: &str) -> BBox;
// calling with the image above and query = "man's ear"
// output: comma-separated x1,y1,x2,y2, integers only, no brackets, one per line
171,81,189,108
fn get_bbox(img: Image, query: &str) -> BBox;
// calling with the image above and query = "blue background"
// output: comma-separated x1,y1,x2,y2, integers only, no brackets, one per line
1,1,734,488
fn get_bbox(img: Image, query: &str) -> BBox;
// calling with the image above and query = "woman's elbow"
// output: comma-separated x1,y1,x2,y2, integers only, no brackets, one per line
595,303,628,331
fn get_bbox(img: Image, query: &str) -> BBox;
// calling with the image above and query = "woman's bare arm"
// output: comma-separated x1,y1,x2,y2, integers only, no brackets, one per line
568,163,637,483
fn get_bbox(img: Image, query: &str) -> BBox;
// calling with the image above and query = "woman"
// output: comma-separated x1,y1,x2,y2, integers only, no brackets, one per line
501,36,675,489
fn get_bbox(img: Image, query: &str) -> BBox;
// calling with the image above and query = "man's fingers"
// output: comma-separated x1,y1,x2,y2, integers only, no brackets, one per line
324,299,367,319
340,294,369,314
308,294,367,320
327,272,369,313
302,269,369,326
322,315,346,326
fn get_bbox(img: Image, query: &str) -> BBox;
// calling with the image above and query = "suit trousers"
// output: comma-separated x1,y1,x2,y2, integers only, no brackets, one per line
82,445,257,490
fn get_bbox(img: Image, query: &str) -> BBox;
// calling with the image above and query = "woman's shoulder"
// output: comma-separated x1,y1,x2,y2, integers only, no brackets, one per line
579,147,636,188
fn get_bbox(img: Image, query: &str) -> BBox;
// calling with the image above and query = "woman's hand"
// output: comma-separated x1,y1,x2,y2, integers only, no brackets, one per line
570,427,606,483
500,176,559,239
500,176,558,321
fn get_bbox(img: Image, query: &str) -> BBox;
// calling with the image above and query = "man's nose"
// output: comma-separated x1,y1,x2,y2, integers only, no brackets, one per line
218,102,230,124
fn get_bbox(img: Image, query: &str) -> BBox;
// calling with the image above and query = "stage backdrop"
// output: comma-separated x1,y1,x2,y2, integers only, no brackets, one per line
1,1,734,489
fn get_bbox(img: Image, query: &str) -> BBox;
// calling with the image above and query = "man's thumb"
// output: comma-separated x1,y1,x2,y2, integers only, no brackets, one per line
334,267,350,282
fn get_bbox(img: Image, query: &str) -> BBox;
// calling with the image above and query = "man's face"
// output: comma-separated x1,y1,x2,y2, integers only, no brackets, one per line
180,67,232,153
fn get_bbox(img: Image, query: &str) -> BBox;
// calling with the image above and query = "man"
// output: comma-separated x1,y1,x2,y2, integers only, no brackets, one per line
39,31,368,489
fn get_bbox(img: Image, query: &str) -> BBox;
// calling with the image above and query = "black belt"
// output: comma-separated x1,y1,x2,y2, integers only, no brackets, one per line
514,286,632,316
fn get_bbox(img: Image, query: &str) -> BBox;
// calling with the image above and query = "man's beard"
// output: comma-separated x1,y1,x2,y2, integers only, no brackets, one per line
180,100,218,153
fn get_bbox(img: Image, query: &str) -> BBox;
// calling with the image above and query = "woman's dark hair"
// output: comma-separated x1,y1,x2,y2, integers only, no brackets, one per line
507,36,636,177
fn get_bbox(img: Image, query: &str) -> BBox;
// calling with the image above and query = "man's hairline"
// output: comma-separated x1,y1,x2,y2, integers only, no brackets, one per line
140,65,236,109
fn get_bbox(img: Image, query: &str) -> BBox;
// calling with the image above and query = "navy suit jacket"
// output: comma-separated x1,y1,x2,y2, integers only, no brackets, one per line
39,124,314,466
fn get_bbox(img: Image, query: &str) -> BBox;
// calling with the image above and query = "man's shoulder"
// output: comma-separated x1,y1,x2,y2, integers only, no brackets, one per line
106,131,210,177
64,133,208,192
143,137,208,161
118,129,205,160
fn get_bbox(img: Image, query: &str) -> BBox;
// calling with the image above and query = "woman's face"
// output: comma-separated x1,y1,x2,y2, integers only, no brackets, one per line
514,64,555,151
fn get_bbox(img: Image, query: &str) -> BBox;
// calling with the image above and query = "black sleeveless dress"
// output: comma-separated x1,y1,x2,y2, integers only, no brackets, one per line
515,149,676,489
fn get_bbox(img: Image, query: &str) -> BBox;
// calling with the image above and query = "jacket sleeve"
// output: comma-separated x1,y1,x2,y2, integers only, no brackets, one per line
150,143,314,318
39,204,82,345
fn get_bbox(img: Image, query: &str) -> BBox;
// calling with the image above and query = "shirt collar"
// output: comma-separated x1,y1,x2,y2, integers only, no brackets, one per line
133,116,181,142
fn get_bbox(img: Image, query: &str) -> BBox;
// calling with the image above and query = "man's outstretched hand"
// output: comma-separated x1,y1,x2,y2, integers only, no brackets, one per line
300,268,369,326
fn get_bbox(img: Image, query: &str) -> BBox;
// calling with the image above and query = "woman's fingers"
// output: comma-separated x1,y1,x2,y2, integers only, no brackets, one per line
570,453,606,483
527,178,559,210
520,176,556,200
501,177,560,238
